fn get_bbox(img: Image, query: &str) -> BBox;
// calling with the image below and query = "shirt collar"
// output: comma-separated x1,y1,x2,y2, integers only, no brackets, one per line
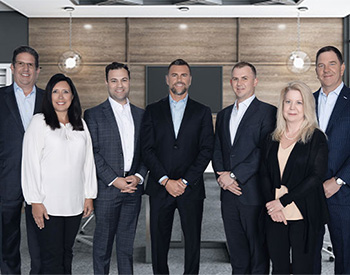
320,82,344,97
169,94,188,106
109,97,130,111
234,94,255,111
14,82,36,97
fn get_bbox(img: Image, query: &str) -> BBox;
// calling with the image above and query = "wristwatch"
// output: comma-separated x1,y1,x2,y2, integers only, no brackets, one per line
230,172,237,181
335,177,346,185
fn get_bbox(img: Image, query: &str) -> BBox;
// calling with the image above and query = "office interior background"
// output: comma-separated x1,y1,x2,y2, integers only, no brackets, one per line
1,0,349,113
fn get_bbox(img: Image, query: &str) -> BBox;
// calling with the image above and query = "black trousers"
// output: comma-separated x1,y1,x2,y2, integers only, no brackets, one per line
149,196,204,275
221,193,269,274
25,204,42,274
0,199,22,274
266,218,315,274
36,213,82,274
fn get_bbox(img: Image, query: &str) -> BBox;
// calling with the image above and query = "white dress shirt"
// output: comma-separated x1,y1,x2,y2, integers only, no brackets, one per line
318,82,344,132
13,82,36,130
109,97,135,172
230,94,255,144
21,114,97,216
108,97,143,185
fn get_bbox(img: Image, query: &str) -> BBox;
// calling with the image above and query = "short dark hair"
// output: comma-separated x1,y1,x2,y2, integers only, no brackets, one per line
316,46,344,64
42,73,83,131
231,61,257,78
168,59,191,75
12,45,39,69
105,62,130,81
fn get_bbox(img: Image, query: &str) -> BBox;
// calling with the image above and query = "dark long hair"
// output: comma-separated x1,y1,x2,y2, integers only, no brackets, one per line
42,73,83,131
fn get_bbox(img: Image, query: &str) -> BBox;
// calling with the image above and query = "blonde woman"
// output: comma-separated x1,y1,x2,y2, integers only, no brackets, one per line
260,81,328,274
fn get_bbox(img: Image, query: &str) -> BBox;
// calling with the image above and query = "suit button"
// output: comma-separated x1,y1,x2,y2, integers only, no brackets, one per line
231,154,235,158
174,145,178,149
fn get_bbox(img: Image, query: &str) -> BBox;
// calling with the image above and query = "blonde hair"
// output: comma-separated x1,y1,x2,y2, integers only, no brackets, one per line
272,81,319,143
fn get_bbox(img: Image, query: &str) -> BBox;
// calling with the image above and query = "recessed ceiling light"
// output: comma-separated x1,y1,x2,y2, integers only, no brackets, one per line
298,6,308,12
178,7,189,12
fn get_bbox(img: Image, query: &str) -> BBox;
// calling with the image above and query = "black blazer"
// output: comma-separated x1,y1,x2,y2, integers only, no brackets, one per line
141,96,214,200
84,100,147,200
314,85,350,206
0,84,44,201
212,98,277,206
260,129,329,248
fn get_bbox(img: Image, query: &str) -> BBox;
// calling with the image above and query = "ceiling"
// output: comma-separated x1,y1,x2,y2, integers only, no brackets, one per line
0,0,349,18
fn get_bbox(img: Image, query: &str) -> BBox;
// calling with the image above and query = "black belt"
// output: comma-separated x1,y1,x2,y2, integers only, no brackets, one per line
124,171,130,177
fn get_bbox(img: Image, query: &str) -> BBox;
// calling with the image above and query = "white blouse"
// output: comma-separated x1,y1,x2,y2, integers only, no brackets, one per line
21,114,97,216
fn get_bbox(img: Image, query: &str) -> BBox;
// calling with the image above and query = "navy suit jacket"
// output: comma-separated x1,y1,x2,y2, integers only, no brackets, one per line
314,84,350,206
84,100,147,200
141,96,214,200
212,97,276,206
0,84,44,201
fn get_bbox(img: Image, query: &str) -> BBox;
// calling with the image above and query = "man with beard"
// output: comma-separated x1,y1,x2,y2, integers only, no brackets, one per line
85,62,147,274
141,59,214,274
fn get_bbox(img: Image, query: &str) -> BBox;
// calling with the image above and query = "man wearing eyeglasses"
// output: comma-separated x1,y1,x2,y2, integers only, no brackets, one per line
0,46,44,274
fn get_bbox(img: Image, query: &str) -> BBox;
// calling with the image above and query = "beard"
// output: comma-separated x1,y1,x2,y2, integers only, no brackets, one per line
170,82,187,96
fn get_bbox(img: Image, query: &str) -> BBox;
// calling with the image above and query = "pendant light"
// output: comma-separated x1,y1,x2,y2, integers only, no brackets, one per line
287,7,311,74
58,7,82,74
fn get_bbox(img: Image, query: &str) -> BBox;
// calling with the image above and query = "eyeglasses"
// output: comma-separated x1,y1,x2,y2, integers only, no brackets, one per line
15,61,35,69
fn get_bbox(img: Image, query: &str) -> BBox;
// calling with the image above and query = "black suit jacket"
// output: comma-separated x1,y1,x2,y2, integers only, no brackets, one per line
212,98,276,206
84,100,147,200
260,129,329,249
141,96,214,200
314,85,350,206
0,84,44,201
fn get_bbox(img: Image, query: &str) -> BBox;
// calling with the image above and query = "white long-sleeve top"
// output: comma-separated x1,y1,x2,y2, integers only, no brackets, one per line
21,114,97,216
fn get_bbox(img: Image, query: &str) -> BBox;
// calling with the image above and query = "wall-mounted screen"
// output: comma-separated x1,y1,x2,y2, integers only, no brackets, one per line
146,66,222,113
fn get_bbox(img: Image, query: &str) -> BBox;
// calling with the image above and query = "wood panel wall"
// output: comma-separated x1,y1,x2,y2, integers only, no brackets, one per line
29,17,342,111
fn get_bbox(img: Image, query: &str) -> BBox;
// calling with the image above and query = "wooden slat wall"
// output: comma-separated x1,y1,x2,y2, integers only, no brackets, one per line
29,17,342,111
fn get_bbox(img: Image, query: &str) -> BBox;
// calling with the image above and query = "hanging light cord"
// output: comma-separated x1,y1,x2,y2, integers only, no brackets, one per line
297,12,301,52
69,11,73,51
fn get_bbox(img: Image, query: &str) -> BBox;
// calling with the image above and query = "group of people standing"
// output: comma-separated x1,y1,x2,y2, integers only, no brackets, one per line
0,44,349,275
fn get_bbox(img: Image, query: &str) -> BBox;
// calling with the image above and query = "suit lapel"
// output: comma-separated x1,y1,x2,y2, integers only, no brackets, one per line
4,85,25,133
326,86,350,134
102,100,123,147
269,141,282,187
223,105,233,146
130,104,140,150
160,97,176,139
34,87,44,114
233,98,259,146
176,98,194,139
314,89,320,120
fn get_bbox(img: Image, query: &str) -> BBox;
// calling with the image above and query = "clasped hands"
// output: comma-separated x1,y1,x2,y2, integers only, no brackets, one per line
162,178,187,198
266,199,287,225
216,171,242,196
112,175,140,193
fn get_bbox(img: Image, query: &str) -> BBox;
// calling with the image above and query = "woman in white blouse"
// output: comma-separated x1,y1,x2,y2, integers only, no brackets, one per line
22,73,97,274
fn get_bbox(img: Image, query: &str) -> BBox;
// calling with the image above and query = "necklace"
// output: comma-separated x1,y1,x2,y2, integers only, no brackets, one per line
284,130,299,140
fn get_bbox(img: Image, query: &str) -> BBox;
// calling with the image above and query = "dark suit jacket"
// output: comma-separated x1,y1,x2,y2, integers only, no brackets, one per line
84,99,147,200
212,97,276,206
314,85,350,206
141,96,214,200
260,129,329,250
0,84,44,201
